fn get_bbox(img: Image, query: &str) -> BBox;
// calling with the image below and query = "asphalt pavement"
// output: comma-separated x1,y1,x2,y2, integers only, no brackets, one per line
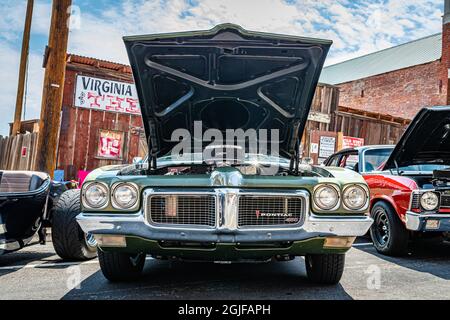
0,238,449,300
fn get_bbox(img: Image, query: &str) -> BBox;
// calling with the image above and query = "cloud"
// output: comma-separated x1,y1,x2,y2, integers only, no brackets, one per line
0,40,45,136
0,42,21,135
0,0,49,135
66,0,444,64
0,0,445,135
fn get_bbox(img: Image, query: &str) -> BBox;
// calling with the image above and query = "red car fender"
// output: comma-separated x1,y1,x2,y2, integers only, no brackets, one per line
364,173,419,225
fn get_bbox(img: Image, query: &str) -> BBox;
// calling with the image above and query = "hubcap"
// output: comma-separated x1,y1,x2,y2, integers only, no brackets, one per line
373,208,390,246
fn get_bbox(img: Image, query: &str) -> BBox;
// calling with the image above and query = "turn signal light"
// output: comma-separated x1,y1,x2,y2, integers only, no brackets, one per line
323,237,355,248
165,195,178,217
425,220,440,230
95,235,126,247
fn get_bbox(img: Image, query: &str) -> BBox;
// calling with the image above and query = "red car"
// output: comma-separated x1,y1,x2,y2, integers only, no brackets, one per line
325,106,450,256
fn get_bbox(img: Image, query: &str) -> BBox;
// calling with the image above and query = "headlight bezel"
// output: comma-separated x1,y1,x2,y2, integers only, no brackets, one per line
82,181,110,210
312,184,341,211
342,184,369,211
111,182,140,210
419,191,440,212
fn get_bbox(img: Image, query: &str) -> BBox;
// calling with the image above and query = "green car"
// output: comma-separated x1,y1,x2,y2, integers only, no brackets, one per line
70,24,373,284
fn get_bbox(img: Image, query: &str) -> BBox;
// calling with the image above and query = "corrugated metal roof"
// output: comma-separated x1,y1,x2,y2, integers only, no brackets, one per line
320,33,442,85
66,54,132,73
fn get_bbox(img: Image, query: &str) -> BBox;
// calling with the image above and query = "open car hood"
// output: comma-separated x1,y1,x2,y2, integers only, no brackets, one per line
384,106,450,170
124,24,331,162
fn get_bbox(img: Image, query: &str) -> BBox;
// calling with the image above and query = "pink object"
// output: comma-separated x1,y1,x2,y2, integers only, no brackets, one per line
78,170,91,187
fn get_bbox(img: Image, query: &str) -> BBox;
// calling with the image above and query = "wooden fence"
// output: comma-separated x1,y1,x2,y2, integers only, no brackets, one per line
0,133,39,171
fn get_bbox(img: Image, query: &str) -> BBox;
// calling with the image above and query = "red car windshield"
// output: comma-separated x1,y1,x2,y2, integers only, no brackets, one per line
364,148,393,172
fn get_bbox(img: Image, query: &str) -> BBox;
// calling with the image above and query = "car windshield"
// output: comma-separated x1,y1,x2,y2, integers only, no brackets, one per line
364,148,393,172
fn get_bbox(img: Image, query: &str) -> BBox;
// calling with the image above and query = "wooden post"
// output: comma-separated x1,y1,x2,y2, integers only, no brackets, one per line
12,0,34,135
336,131,344,152
35,0,72,176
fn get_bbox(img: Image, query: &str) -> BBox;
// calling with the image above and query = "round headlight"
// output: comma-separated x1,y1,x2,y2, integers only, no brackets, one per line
420,192,439,211
343,185,368,210
112,183,138,209
314,185,339,210
84,183,108,208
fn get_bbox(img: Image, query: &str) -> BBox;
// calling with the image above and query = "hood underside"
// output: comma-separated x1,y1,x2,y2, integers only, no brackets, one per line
124,24,331,160
384,106,450,170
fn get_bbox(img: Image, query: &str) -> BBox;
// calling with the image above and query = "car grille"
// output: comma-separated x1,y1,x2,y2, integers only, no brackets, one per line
440,194,450,208
238,195,305,227
147,195,216,227
410,193,420,210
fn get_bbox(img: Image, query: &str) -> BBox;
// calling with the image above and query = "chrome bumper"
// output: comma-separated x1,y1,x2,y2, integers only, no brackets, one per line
77,211,373,243
405,211,450,232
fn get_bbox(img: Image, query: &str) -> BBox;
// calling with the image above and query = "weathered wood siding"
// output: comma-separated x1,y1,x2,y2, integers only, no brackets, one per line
56,62,145,180
0,133,38,171
301,84,340,157
306,83,340,132
301,84,410,160
331,108,409,146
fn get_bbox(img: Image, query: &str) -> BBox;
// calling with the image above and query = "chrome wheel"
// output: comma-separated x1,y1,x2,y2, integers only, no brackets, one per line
373,207,390,246
84,232,97,248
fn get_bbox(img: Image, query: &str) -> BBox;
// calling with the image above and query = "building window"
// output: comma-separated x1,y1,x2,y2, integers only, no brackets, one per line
361,89,365,98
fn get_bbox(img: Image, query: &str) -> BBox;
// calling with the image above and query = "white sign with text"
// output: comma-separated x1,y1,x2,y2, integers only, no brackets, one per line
75,75,141,115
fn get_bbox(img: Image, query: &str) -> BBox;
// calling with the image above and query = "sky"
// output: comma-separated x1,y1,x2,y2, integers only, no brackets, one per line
0,0,445,135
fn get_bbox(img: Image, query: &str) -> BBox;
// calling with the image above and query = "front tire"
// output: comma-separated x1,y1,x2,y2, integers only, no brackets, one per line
369,201,409,256
98,250,146,282
51,189,97,261
305,254,345,285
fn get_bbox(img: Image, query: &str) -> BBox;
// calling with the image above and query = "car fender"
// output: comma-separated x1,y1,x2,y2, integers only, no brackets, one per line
367,174,417,225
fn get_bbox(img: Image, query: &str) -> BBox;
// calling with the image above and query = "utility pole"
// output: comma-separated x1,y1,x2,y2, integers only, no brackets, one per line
12,0,34,135
35,0,72,176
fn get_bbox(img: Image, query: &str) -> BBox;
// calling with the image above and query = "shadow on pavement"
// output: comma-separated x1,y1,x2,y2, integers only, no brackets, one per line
355,240,450,280
63,257,353,300
0,248,55,277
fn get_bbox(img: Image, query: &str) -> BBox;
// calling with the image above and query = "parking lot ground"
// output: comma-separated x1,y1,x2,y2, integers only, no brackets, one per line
0,238,449,300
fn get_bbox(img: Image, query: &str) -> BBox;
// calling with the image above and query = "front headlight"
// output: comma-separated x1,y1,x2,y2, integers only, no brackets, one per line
343,185,368,210
420,191,439,211
313,185,340,210
83,182,109,209
112,183,139,209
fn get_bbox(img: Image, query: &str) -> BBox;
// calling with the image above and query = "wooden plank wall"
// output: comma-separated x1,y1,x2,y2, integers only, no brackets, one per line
0,133,38,171
306,84,340,132
301,84,408,158
56,67,145,180
301,84,339,156
331,112,407,145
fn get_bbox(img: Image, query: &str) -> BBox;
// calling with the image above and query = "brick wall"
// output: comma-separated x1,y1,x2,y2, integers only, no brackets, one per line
337,60,447,119
443,23,450,104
